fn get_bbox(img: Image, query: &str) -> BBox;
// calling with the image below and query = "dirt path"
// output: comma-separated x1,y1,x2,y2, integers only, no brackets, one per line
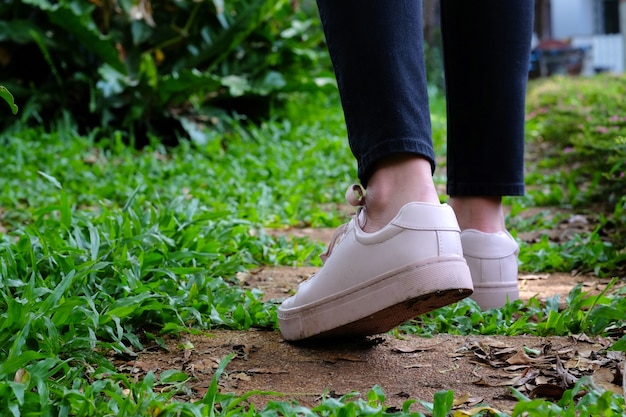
143,331,617,414
120,262,622,414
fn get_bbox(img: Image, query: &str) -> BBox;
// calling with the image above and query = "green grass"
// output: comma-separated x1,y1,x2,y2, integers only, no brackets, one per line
1,88,625,415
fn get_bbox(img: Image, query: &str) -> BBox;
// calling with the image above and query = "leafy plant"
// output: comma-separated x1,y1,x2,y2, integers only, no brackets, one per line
0,0,332,142
525,74,626,205
511,378,625,417
401,278,626,340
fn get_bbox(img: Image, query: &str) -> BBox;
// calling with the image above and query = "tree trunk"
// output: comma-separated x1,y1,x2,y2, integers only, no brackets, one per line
423,0,439,46
534,0,552,40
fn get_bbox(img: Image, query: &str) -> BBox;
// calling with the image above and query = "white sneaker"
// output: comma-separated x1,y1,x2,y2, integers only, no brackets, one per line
461,229,520,309
278,189,473,341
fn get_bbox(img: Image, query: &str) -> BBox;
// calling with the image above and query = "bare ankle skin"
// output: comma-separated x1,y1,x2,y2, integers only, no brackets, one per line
362,155,440,233
448,196,505,233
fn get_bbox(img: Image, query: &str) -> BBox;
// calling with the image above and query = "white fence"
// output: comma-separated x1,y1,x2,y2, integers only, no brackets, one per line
572,34,624,74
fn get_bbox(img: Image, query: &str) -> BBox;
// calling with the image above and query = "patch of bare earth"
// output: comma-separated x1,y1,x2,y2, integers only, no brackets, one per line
119,225,624,414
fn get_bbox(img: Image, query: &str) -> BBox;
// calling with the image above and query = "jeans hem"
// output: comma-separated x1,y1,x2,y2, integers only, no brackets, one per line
447,182,525,197
357,138,436,186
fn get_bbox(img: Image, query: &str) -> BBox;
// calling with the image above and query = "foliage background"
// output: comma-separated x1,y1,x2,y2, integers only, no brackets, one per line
0,0,333,142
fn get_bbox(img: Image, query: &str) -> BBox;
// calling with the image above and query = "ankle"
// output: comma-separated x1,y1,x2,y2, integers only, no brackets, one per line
448,196,506,233
362,155,440,232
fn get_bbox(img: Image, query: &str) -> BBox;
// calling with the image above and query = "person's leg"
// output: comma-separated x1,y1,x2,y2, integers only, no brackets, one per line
316,0,439,232
278,0,472,341
441,0,534,308
442,0,532,200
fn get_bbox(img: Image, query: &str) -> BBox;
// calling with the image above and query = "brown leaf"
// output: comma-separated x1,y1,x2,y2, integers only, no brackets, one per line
492,347,519,357
231,372,251,381
392,343,441,353
514,368,541,387
452,392,471,406
555,355,578,387
14,368,27,383
529,384,565,400
506,350,537,365
472,371,520,387
565,356,599,372
591,368,622,394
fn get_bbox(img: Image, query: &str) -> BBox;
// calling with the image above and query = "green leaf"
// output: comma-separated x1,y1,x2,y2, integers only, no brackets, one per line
0,86,18,115
609,335,626,352
37,171,63,190
0,20,46,43
201,353,234,415
159,70,222,104
159,369,189,384
432,390,454,417
37,270,78,316
183,0,289,70
28,28,62,86
48,6,126,74
0,350,45,378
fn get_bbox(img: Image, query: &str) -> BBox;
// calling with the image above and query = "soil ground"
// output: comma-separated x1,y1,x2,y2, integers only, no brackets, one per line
118,226,624,414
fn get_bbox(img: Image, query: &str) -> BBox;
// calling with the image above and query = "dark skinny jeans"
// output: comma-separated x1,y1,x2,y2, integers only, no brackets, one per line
316,0,534,196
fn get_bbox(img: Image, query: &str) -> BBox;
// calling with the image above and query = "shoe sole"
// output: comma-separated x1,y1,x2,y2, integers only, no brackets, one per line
279,257,472,341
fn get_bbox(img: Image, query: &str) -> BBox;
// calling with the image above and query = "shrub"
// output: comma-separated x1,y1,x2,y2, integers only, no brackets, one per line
525,74,626,205
0,0,332,142
525,75,626,273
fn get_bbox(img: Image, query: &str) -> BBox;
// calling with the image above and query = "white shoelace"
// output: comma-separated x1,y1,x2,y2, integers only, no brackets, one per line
319,184,367,264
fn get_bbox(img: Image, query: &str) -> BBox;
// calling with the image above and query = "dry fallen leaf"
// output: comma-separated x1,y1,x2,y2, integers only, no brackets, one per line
231,372,251,381
506,350,538,365
453,392,471,406
555,355,579,386
591,368,622,394
529,384,565,400
391,343,441,353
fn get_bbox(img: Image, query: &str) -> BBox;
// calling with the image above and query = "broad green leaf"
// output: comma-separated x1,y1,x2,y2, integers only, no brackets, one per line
609,335,626,352
9,381,26,406
182,0,289,70
0,20,45,43
104,293,157,320
0,350,44,377
0,86,18,115
159,369,189,383
48,7,126,74
432,390,454,417
37,270,77,315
